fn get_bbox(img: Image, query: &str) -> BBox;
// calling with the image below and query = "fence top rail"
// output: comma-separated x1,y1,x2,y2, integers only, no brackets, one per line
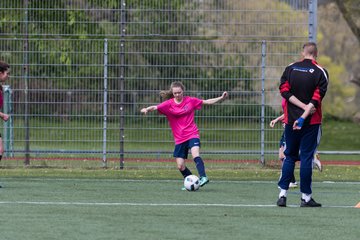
0,38,307,44
8,150,360,155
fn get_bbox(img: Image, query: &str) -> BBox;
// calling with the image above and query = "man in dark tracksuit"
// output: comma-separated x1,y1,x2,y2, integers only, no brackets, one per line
276,42,329,207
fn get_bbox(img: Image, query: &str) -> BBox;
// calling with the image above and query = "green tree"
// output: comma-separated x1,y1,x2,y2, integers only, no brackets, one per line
318,55,356,119
319,1,360,121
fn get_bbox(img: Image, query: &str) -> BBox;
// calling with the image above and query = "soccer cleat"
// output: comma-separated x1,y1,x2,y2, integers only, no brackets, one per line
277,196,287,207
289,182,298,188
199,176,209,187
314,153,322,172
300,198,322,207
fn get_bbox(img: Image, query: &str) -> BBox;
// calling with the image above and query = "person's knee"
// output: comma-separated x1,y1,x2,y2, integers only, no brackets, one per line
177,164,185,171
176,160,186,171
191,152,199,159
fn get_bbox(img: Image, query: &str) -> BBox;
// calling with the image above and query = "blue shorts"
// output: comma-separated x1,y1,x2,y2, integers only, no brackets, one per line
173,138,201,159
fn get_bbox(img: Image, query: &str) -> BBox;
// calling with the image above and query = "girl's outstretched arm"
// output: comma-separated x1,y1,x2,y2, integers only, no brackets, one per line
140,105,157,115
202,91,228,105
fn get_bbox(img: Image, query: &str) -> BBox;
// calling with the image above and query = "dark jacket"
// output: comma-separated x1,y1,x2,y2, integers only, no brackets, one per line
279,59,329,125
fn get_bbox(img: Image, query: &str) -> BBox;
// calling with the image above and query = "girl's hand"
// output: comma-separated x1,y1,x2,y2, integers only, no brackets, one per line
269,119,277,128
1,113,9,122
140,108,148,115
222,91,228,99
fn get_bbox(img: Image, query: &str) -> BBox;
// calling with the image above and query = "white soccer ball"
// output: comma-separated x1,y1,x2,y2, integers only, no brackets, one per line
184,175,200,191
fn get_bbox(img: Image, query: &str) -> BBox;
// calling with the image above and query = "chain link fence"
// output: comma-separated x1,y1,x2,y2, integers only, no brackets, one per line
0,0,315,168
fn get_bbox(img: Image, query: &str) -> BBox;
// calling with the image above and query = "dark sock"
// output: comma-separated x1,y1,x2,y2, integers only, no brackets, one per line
180,167,192,178
194,156,206,177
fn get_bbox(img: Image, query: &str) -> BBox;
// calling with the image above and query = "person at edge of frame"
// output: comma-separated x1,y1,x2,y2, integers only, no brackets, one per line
276,42,329,207
0,61,11,188
140,81,228,190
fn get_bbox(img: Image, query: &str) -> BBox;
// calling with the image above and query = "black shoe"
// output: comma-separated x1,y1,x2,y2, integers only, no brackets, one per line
277,196,287,207
300,198,322,207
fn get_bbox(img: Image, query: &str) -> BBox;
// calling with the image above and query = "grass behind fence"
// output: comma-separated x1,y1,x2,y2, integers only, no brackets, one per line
7,118,360,152
3,118,360,170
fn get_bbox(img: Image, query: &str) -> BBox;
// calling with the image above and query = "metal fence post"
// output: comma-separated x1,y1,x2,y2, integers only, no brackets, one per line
119,0,126,169
23,0,30,165
260,40,267,165
103,39,108,167
308,0,318,43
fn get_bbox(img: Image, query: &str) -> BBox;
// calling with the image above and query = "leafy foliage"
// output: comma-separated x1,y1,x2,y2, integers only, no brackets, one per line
319,55,356,119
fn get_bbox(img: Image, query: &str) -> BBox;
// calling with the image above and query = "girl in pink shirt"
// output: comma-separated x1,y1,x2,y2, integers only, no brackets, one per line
141,81,228,189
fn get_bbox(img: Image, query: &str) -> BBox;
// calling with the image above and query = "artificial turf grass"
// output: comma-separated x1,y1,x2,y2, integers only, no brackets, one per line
0,178,359,240
1,164,359,181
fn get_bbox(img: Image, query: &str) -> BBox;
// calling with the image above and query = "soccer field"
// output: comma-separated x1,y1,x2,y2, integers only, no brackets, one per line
1,178,359,240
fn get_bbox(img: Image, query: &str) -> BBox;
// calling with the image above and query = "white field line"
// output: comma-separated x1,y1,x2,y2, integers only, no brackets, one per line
1,179,358,208
0,201,356,208
2,178,360,185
